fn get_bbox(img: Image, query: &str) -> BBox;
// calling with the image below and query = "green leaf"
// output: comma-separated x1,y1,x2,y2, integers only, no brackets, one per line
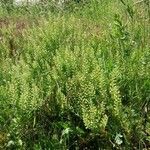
115,133,123,145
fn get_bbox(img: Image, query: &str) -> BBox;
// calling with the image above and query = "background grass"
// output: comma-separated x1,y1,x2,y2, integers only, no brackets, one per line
0,0,150,149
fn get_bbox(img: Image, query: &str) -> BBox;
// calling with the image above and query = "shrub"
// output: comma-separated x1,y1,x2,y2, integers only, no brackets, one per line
0,0,149,149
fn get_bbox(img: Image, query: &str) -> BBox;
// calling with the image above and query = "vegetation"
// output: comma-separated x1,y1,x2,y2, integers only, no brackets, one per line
0,0,150,149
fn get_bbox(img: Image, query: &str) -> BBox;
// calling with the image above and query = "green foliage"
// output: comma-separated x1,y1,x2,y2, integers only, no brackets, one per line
0,0,150,149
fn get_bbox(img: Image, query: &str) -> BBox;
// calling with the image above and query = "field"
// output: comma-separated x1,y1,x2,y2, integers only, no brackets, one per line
0,0,150,149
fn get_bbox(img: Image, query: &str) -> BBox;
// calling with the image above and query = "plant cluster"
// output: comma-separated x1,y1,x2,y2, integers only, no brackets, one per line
0,0,150,149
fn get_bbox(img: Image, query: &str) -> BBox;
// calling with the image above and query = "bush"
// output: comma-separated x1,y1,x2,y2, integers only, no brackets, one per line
0,0,150,149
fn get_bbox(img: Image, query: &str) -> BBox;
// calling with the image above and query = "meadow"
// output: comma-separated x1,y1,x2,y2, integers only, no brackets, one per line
0,0,150,149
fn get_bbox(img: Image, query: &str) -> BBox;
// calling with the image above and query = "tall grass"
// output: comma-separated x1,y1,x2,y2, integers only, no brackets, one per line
0,0,150,149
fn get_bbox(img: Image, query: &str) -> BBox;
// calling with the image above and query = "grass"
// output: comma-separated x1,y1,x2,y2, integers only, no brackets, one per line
0,0,150,149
